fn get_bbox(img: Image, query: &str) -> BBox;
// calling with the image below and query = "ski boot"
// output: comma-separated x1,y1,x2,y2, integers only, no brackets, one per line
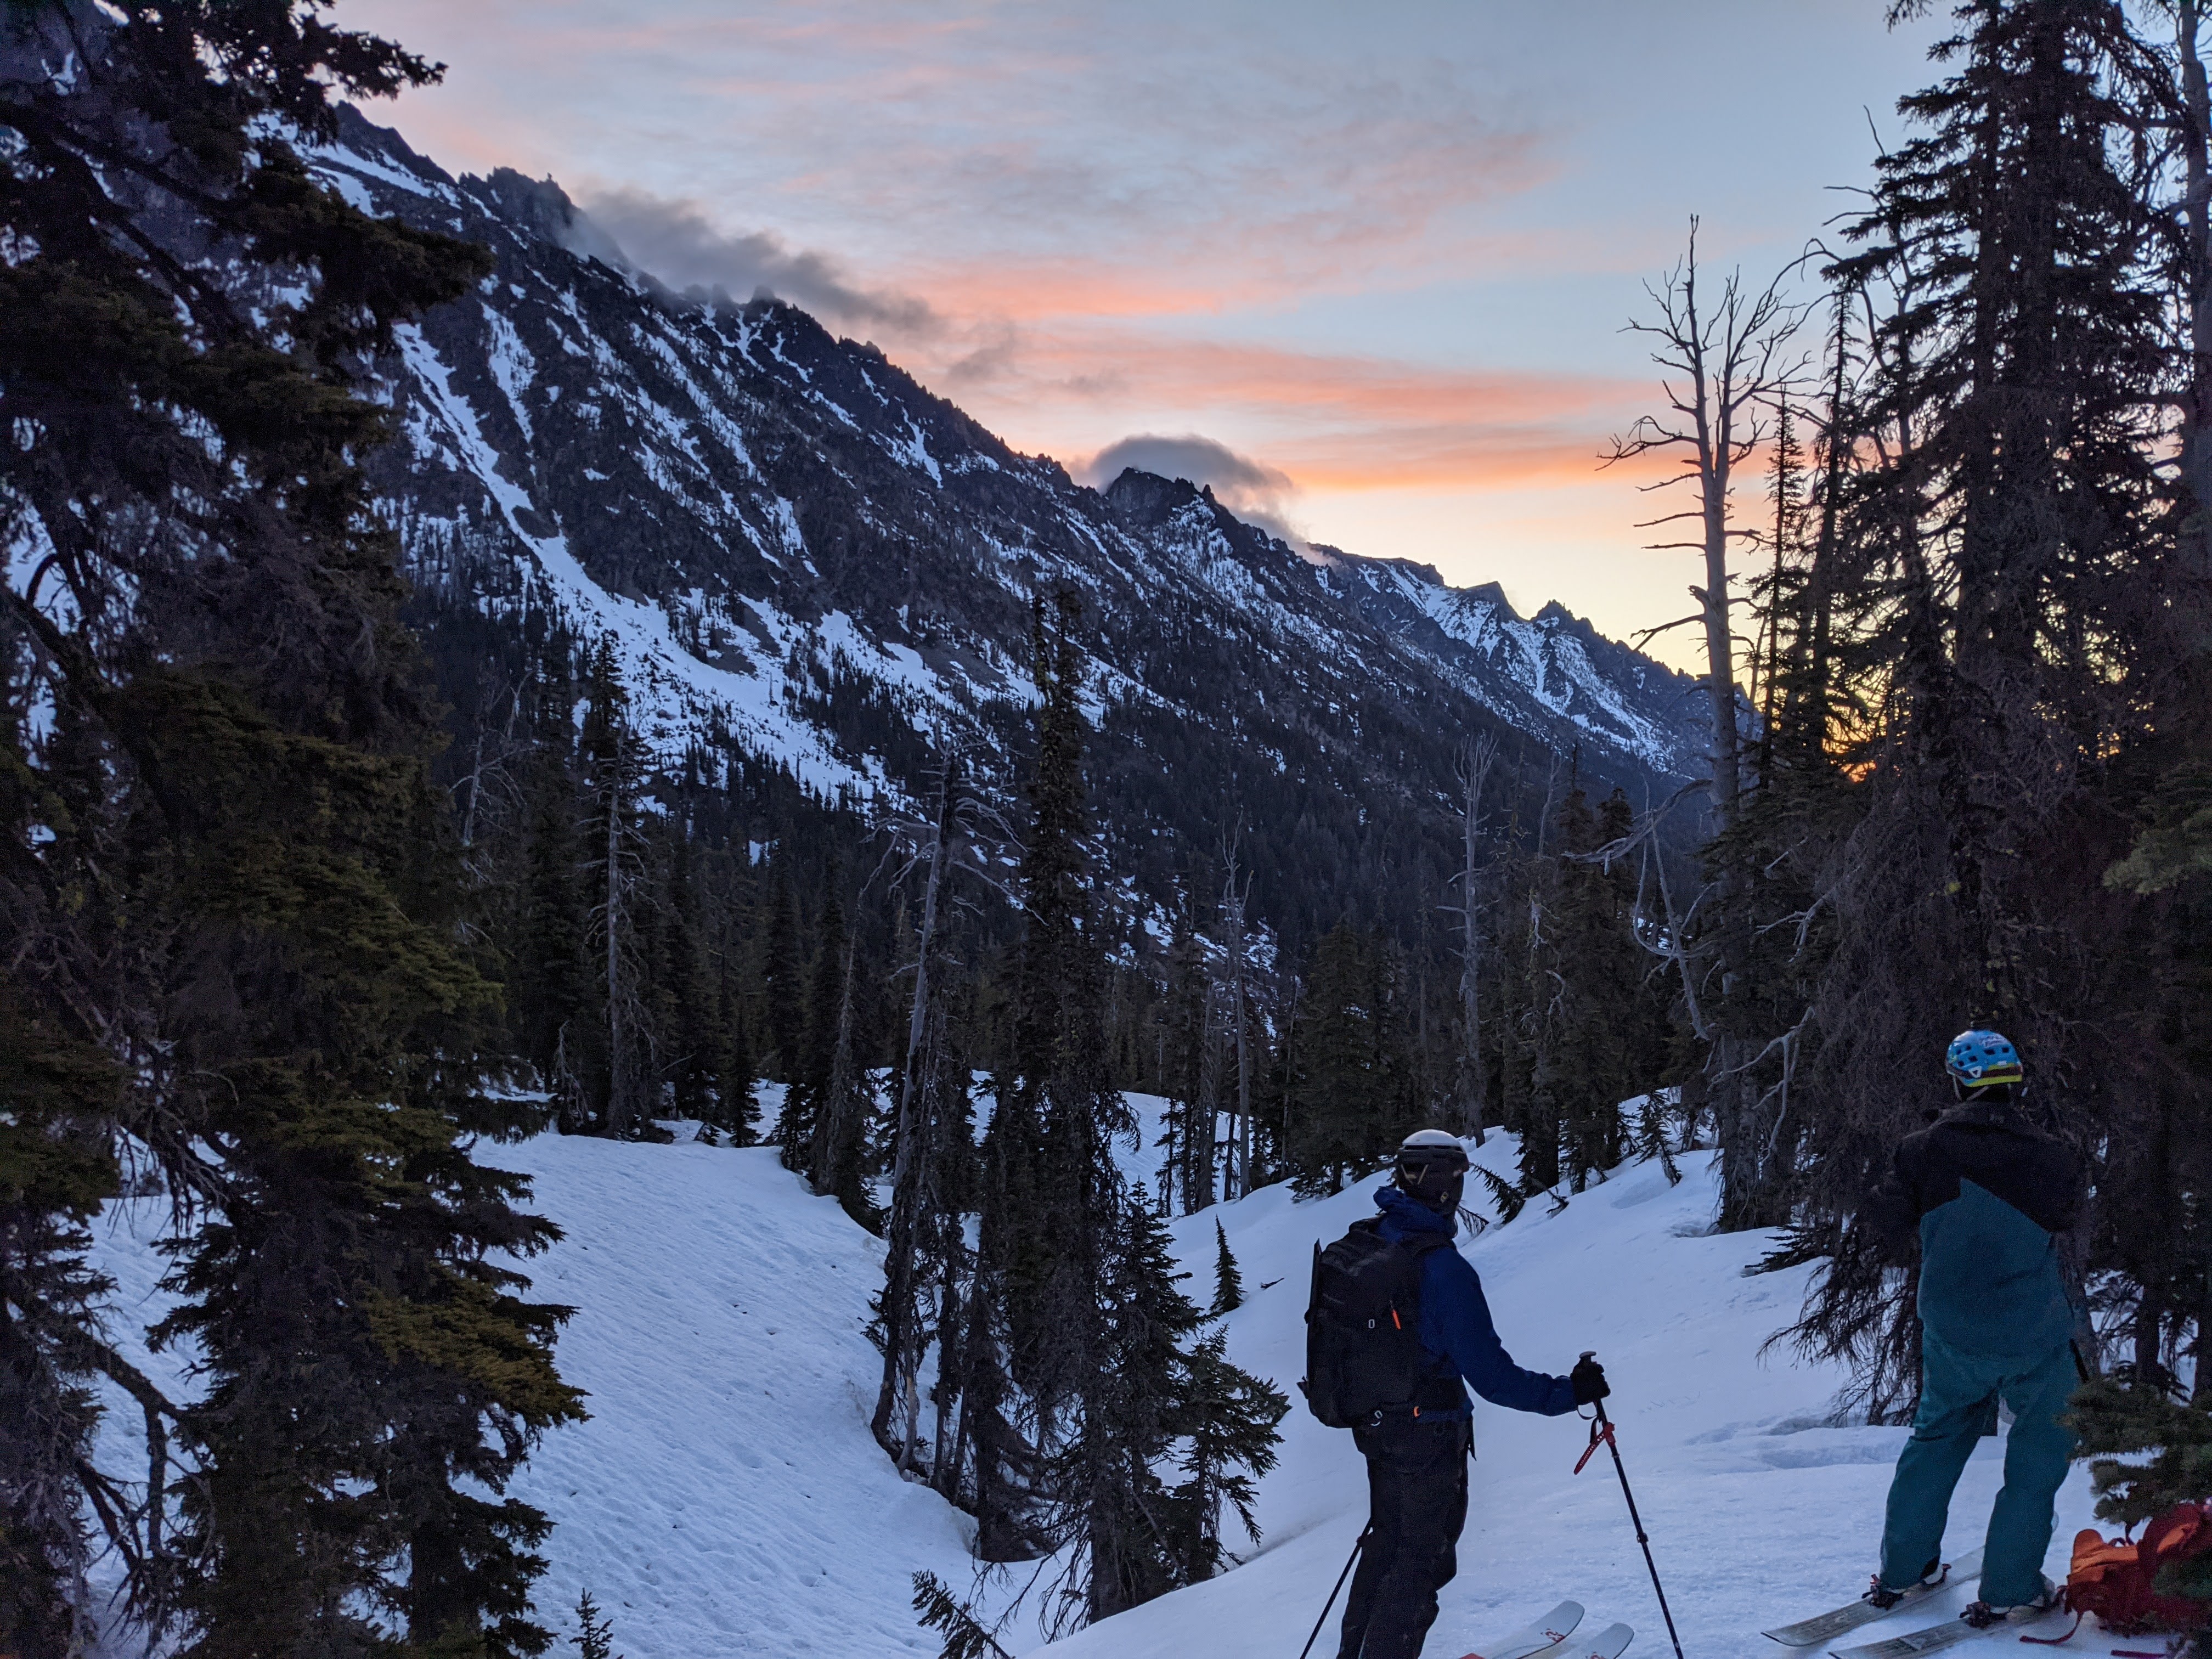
1863,1560,1945,1612
1960,1577,2061,1629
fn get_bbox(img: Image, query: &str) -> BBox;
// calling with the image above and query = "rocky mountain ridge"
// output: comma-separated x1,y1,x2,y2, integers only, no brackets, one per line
319,106,1709,931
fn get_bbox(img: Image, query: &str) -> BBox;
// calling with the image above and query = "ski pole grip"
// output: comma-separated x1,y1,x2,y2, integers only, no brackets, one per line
1578,1351,1611,1423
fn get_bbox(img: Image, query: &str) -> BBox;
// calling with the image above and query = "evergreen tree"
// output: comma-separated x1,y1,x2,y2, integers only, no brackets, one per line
759,865,805,1083
2069,1375,2212,1612
1052,1192,1197,1623
1498,847,1564,1195
998,593,1125,1412
142,685,589,1659
1159,897,1215,1214
984,594,1285,1630
1759,0,2208,1414
1703,351,1844,1231
911,1572,1012,1659
662,830,715,1122
874,765,982,1470
961,590,1122,1566
811,927,880,1228
778,887,845,1171
0,996,121,1659
574,1589,621,1659
1490,779,1694,1203
579,637,652,1139
1163,1325,1289,1584
918,1049,981,1485
713,957,761,1143
2,3,583,1650
515,743,592,1118
950,1156,1043,1559
1209,1218,1244,1317
1542,786,1657,1189
1285,922,1393,1194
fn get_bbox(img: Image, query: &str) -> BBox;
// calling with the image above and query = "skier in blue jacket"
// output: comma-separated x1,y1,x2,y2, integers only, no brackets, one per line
1860,1030,2085,1628
1336,1130,1608,1659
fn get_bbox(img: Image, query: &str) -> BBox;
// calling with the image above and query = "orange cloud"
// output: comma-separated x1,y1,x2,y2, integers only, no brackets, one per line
887,323,1659,496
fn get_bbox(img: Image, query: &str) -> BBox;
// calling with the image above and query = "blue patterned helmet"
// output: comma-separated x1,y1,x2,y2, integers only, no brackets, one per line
1944,1029,2024,1090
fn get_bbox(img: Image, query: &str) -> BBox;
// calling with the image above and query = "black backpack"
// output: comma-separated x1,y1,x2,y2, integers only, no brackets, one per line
1301,1217,1454,1428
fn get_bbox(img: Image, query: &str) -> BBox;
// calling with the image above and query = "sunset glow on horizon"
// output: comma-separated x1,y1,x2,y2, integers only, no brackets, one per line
343,0,1944,673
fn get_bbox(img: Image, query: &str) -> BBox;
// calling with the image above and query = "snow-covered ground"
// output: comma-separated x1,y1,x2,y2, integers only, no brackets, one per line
1048,1136,2114,1659
83,1109,2114,1659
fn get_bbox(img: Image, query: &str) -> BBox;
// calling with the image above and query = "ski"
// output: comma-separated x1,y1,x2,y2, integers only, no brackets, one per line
1830,1606,2063,1659
1764,1551,1985,1646
1456,1599,1586,1659
1573,1620,1637,1659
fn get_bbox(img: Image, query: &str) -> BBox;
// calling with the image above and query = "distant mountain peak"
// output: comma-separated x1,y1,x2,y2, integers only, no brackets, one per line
1101,465,1210,523
309,110,1708,926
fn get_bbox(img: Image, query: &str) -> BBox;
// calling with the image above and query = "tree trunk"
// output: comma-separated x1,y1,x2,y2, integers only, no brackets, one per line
1193,984,1221,1211
873,768,958,1457
604,783,637,1139
1219,843,1254,1200
1234,950,1252,1199
811,934,862,1199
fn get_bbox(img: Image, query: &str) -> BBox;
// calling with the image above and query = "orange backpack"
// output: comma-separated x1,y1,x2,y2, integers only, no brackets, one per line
2064,1504,2212,1636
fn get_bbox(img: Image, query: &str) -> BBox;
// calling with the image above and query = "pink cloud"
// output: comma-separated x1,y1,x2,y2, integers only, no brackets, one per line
892,324,1654,495
338,0,1914,662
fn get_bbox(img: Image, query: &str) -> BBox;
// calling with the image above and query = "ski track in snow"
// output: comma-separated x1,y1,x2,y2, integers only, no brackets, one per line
83,1111,2112,1659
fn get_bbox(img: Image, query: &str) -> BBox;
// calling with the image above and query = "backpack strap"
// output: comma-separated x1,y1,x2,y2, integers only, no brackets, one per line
1392,1227,1462,1413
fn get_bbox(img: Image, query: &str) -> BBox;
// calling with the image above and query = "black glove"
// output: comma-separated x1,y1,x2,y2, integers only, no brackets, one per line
1570,1355,1610,1405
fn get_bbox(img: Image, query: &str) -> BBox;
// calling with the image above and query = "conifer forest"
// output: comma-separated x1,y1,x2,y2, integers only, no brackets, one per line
9,2,2212,1656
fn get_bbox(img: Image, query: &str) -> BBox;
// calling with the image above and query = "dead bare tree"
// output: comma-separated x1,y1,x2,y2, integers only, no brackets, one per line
1605,218,1805,1226
873,764,962,1459
870,757,1020,1468
1606,217,1807,834
452,671,527,862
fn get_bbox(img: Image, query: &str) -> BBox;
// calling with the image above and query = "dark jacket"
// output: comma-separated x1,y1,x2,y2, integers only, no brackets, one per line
1371,1186,1578,1419
1865,1098,2083,1358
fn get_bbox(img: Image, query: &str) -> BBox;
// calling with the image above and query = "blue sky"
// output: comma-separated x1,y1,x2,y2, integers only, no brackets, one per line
347,0,1950,667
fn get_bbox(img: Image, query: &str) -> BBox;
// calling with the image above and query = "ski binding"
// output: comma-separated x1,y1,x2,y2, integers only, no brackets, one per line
1764,1550,1986,1646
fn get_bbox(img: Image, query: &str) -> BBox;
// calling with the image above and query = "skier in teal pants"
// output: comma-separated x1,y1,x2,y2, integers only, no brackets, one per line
1861,1030,2085,1628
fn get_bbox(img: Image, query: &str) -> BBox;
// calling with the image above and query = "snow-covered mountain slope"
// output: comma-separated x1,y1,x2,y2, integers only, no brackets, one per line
85,1121,2110,1659
303,109,1706,883
1309,551,1707,780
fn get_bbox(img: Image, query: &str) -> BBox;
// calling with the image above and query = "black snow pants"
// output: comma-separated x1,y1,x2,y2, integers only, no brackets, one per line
1337,1413,1471,1659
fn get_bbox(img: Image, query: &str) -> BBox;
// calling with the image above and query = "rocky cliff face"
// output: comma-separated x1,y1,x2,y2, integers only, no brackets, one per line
317,107,1708,926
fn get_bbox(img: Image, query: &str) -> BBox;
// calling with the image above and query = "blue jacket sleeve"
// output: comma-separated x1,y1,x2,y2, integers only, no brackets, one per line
1421,1250,1577,1415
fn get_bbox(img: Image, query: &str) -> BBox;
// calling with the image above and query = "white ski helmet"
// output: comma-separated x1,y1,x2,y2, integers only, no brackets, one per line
1395,1128,1470,1210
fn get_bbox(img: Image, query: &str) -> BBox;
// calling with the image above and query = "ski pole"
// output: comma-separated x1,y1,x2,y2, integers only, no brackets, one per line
1576,1352,1686,1659
1296,1526,1368,1659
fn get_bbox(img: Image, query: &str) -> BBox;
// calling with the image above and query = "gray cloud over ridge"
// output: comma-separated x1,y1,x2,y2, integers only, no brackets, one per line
575,185,938,334
1079,433,1302,545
